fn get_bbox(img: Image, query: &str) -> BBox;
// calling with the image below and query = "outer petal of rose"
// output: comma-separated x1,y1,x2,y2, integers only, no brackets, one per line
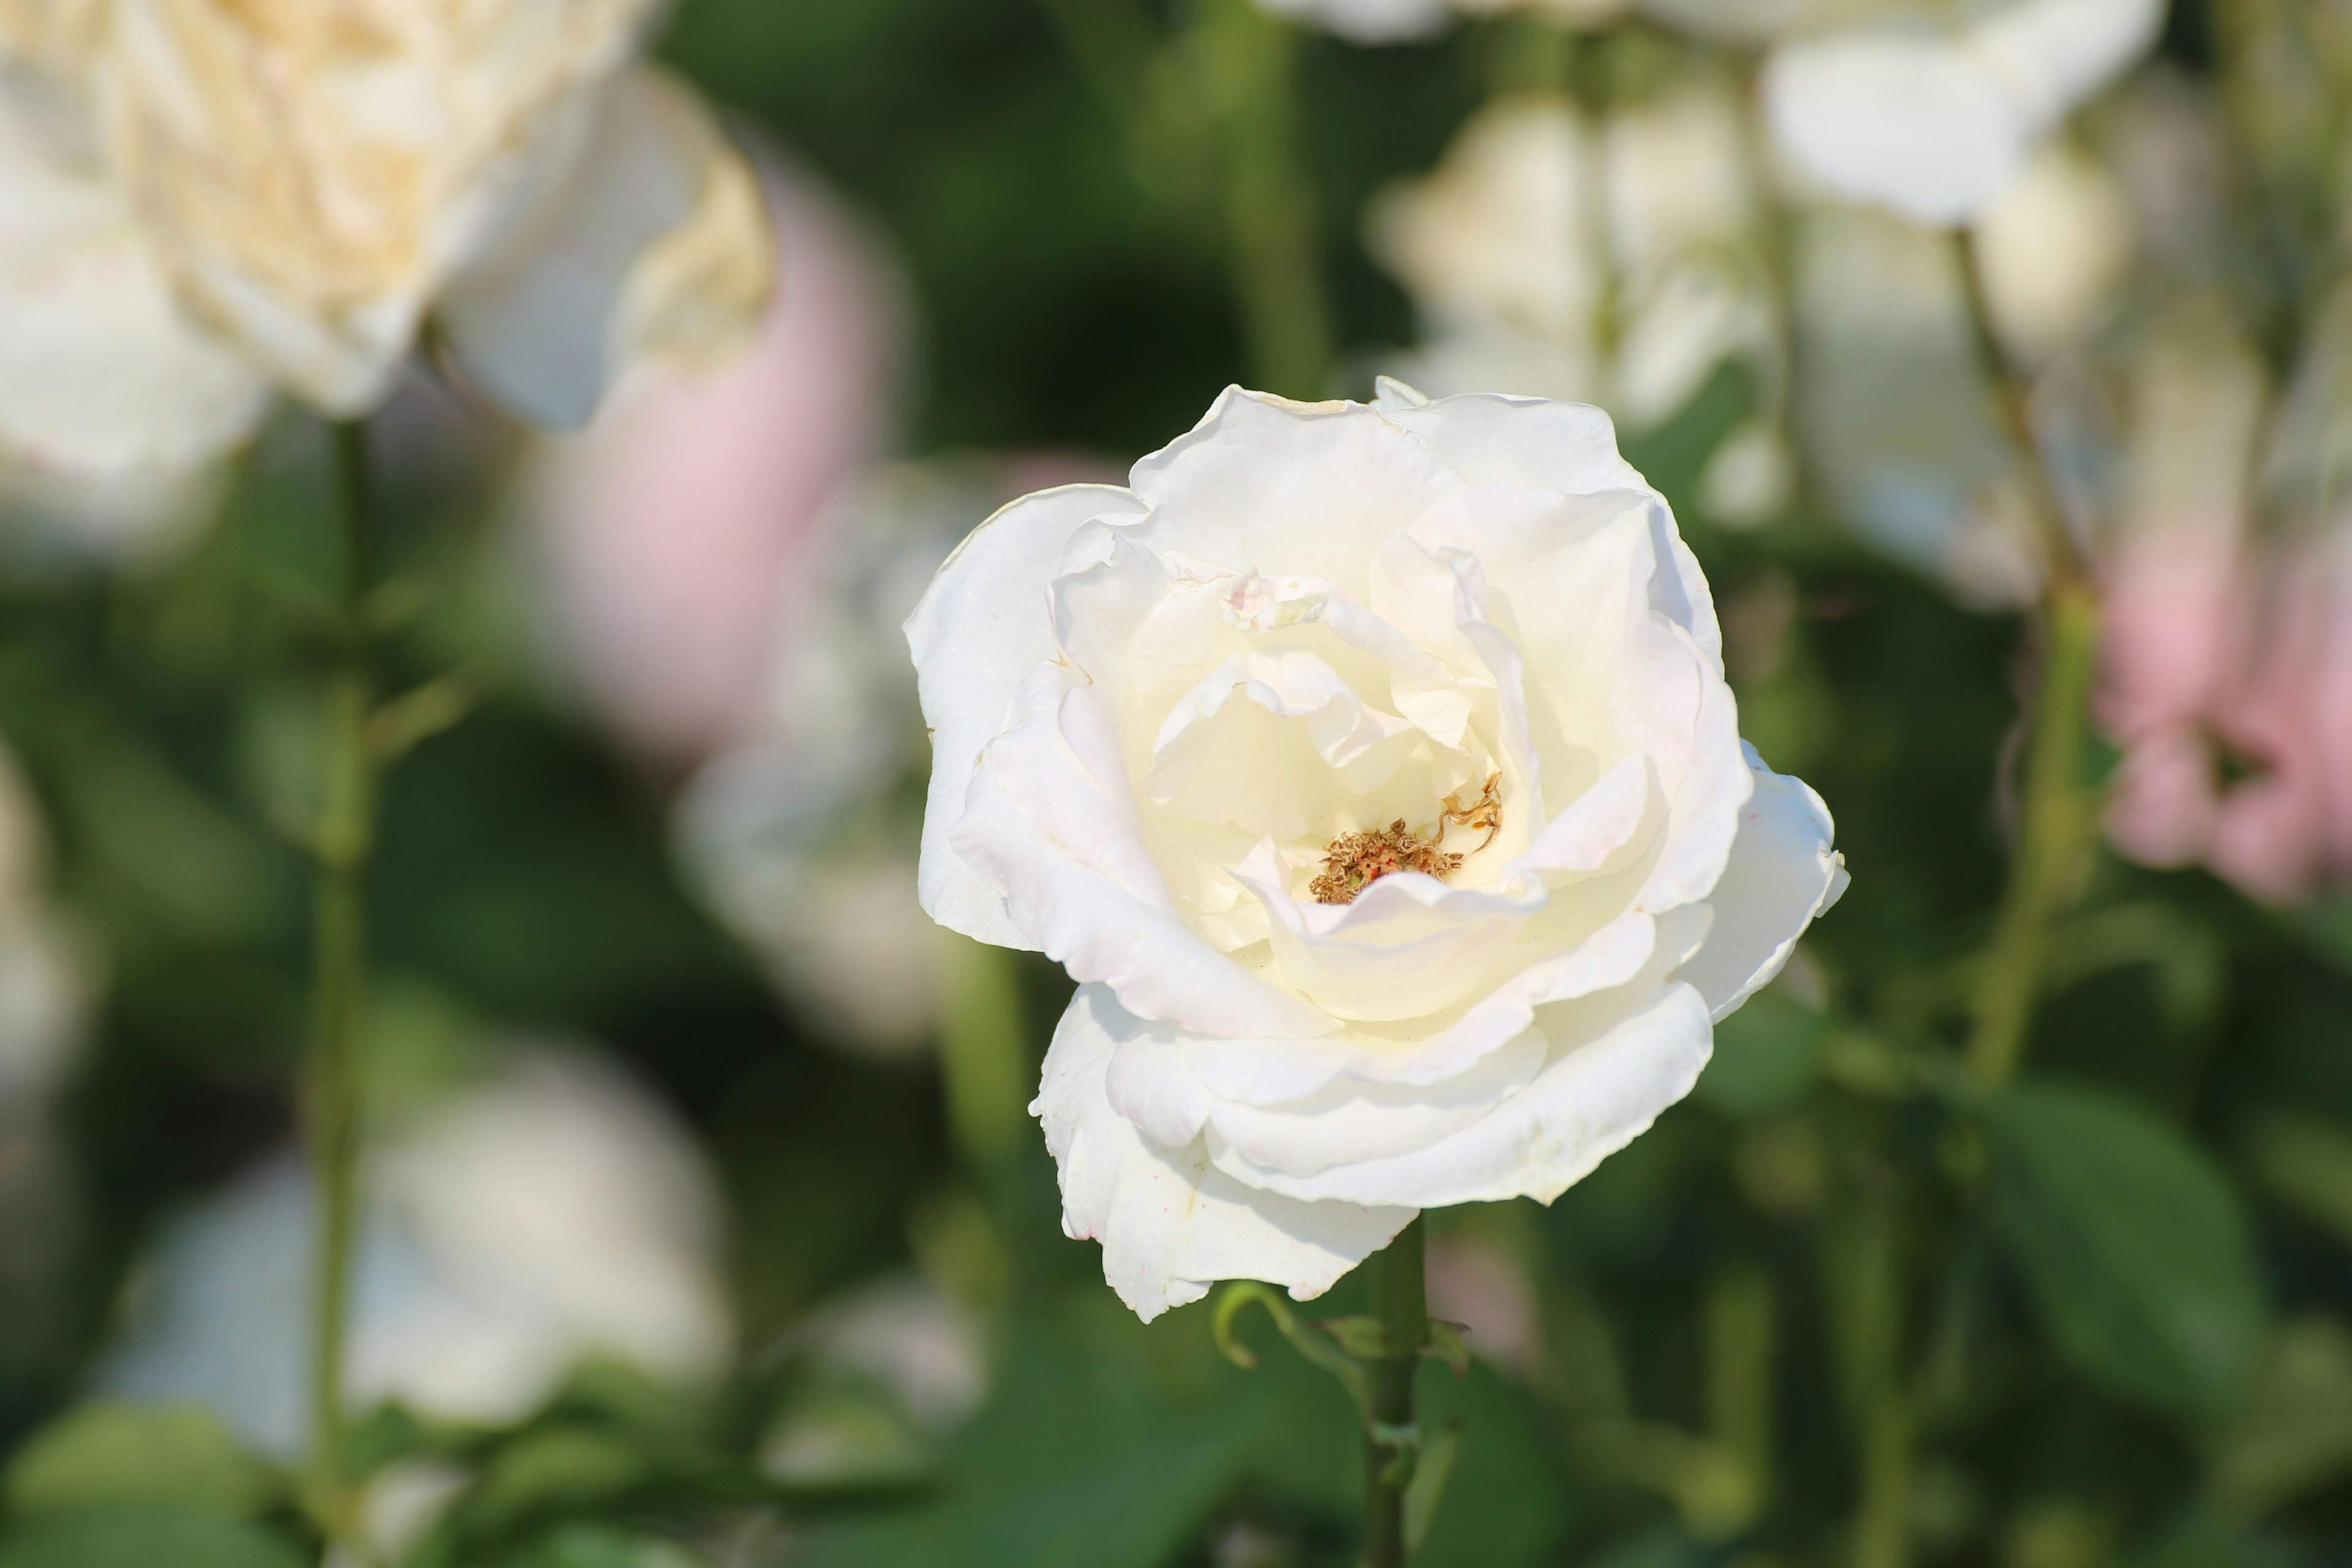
1036,983,1416,1323
1209,969,1716,1208
438,70,771,431
1126,388,1469,596
1203,1027,1550,1177
1158,904,1660,1117
0,97,268,475
1675,744,1848,1020
953,671,1336,1039
909,482,1147,948
1379,393,1727,662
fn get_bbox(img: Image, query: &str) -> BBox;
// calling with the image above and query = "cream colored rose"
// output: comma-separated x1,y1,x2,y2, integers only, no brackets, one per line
0,0,771,475
910,385,1847,1319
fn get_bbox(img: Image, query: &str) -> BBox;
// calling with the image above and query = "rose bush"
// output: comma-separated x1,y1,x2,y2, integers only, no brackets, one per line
910,385,1847,1319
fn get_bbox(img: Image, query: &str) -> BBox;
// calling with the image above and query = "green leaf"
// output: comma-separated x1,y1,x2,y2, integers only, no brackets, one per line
495,1523,708,1568
1403,1420,1462,1556
2208,1315,2352,1520
2244,1110,2352,1248
0,1505,304,1568
1425,1320,1471,1377
1314,1315,1387,1360
802,1417,1246,1568
1986,1083,2267,1425
2127,1512,2297,1568
435,1427,654,1548
4,1404,282,1520
1696,992,1826,1118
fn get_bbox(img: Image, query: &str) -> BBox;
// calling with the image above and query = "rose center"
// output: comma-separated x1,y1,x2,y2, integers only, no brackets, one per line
1308,774,1502,905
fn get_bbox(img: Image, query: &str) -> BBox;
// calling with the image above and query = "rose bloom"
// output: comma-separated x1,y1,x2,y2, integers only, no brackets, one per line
1254,0,1622,45
910,385,1848,1319
1762,0,2160,226
0,0,770,477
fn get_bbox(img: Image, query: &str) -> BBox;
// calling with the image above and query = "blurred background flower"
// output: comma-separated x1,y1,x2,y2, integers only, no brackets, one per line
102,1044,732,1456
0,0,773,486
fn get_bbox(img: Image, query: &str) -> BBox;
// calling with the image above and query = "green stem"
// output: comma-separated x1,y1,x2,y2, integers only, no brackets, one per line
1365,1216,1428,1568
1951,229,2101,1093
1198,0,1335,397
1964,581,2098,1090
1852,1384,1914,1568
305,420,380,1534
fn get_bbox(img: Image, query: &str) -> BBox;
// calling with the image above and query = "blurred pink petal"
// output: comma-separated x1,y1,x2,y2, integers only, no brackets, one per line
1425,1232,1543,1379
2315,532,2352,871
2104,725,2216,869
2207,540,2337,902
529,157,902,767
2097,521,2245,741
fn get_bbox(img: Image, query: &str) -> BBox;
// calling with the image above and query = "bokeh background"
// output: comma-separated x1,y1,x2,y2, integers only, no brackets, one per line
4,1,2352,1566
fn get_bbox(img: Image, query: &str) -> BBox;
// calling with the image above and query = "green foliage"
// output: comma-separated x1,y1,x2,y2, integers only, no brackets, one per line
4,1404,281,1521
1696,991,1828,1118
1986,1083,2268,1426
491,1523,708,1568
0,1506,304,1568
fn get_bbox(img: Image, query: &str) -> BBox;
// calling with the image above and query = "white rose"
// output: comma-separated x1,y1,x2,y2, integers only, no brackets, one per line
1368,88,1772,434
909,385,1847,1320
1253,0,1622,45
1761,0,2160,226
0,0,771,475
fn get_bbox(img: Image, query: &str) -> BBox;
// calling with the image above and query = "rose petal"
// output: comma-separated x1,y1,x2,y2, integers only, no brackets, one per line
1385,391,1647,494
952,671,1336,1039
1127,388,1467,598
1675,743,1849,1020
439,69,772,429
1035,984,1415,1323
1204,1026,1551,1178
1210,959,1716,1208
910,482,1147,948
0,90,268,475
1234,840,1537,1022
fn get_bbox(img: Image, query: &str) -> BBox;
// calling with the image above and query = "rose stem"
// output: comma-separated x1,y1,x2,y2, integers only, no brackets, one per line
1364,1215,1430,1568
1951,228,2102,1093
305,417,382,1536
1197,0,1335,398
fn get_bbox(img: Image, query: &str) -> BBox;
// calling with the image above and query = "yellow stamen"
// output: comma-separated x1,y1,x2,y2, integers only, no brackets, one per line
1309,774,1503,905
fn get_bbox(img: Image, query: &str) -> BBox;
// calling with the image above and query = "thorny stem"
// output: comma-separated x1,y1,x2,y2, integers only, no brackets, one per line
1365,1217,1428,1568
305,419,381,1542
1198,0,1335,398
1952,230,2103,1091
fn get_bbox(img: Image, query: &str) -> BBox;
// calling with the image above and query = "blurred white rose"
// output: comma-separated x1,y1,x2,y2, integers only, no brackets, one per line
1974,140,2135,364
527,159,902,767
1793,208,2045,606
1371,86,1776,445
1762,0,2162,226
104,1047,732,1455
676,459,1109,1057
1254,0,1621,45
911,385,1846,1319
1635,0,1840,42
0,0,772,479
